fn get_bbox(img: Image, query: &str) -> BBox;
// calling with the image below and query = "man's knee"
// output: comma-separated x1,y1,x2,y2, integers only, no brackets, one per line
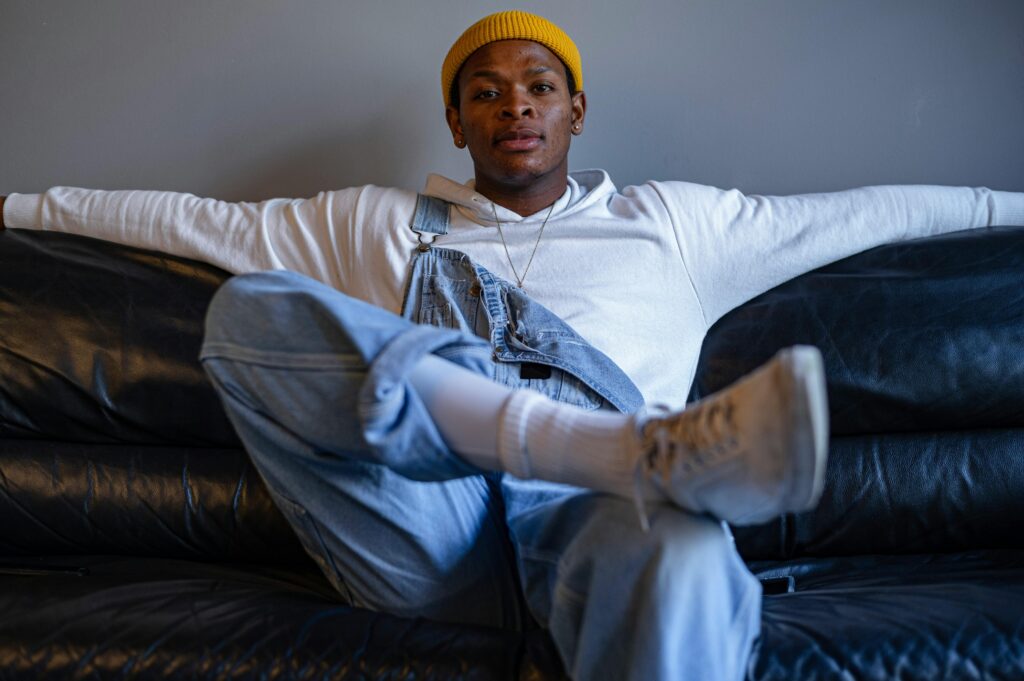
643,508,757,593
543,496,761,679
205,270,329,346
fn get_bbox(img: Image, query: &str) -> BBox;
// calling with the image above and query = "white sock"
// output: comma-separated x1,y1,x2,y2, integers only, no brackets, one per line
408,354,639,497
497,390,638,497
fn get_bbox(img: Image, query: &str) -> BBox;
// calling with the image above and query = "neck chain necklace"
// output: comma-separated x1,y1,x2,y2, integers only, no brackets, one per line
491,200,556,289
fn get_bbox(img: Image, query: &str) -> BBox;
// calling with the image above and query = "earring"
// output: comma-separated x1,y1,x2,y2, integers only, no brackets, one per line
572,123,581,133
454,136,466,148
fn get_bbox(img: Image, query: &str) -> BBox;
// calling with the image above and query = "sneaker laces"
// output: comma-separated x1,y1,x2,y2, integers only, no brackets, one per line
630,404,671,533
630,399,737,532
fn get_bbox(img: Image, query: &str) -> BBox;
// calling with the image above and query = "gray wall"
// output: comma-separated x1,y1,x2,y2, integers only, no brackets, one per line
2,0,1022,201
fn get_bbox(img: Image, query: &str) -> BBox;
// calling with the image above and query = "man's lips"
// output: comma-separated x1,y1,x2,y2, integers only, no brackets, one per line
494,128,542,151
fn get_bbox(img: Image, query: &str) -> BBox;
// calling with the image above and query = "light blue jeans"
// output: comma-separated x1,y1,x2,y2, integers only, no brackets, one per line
199,269,761,680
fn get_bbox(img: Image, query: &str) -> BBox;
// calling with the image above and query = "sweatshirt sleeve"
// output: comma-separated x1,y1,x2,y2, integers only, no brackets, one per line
651,182,1024,327
2,186,371,287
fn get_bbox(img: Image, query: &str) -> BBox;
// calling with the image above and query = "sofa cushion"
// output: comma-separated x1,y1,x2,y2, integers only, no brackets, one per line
750,551,1024,681
0,555,565,680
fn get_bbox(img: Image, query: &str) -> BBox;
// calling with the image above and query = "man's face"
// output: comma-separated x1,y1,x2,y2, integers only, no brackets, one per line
446,40,586,193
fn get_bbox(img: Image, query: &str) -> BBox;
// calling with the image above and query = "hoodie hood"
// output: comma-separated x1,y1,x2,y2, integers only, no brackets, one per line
422,169,616,224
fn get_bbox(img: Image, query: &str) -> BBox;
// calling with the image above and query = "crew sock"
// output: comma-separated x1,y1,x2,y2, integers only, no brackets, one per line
408,354,639,496
496,390,639,496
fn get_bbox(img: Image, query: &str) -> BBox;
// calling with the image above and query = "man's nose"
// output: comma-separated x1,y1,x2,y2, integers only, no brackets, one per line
500,90,535,118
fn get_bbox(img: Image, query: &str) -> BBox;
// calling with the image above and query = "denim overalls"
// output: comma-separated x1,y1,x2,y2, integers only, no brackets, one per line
199,195,761,681
402,194,644,412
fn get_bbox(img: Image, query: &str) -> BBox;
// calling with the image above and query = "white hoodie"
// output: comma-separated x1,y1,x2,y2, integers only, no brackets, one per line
5,171,1023,407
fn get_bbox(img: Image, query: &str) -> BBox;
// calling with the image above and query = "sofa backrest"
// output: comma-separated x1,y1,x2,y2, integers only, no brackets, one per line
3,226,1023,563
0,230,306,563
690,225,1024,560
691,226,1024,435
0,230,238,446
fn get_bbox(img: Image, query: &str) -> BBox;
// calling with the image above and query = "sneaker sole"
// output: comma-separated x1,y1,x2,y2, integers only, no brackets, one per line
780,345,829,512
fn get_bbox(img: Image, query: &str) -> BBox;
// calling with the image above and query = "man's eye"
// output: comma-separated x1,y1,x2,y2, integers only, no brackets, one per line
534,83,554,93
475,90,499,100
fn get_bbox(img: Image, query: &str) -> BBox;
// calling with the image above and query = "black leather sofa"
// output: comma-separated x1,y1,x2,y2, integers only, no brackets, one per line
1,224,1022,680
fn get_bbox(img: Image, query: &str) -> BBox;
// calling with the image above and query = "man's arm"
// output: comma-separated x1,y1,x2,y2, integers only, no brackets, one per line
653,182,1024,328
0,186,373,287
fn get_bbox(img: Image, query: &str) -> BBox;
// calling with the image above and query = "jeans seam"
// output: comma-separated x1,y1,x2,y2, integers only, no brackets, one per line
274,494,356,603
519,547,586,606
201,341,365,369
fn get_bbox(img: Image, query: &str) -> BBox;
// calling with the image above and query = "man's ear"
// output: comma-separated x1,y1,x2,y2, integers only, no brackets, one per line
446,105,465,148
570,90,587,135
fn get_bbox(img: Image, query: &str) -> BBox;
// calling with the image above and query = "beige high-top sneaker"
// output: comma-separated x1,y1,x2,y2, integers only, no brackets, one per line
632,345,829,526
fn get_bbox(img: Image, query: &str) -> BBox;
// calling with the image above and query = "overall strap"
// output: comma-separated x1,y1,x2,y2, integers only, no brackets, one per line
410,194,451,252
411,194,451,235
400,194,455,314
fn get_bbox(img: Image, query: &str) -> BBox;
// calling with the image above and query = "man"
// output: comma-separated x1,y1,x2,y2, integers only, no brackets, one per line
2,11,1022,680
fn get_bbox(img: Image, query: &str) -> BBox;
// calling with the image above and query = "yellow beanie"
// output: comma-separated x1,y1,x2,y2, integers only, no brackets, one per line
441,10,583,107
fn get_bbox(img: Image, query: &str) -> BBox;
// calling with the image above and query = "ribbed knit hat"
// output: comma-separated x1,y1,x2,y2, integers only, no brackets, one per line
441,10,582,107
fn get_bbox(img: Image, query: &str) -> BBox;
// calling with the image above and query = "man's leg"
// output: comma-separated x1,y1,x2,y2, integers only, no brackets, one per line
409,346,828,527
200,270,524,628
503,479,762,681
199,269,782,672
